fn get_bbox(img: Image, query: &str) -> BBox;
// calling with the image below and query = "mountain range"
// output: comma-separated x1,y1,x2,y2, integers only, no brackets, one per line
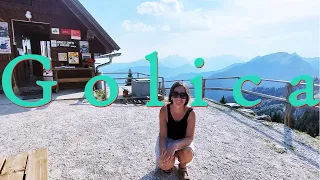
204,52,319,100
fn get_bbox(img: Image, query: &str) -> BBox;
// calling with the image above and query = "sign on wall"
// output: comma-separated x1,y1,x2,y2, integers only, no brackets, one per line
71,30,81,40
55,40,78,48
51,28,60,35
58,53,68,61
79,41,89,53
68,52,79,64
0,22,11,54
61,29,71,35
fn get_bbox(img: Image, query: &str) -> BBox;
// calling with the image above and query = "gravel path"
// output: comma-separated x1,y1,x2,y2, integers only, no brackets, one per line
0,98,319,180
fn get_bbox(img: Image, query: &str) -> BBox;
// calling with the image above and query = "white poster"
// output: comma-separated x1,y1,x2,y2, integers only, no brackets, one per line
51,40,57,47
51,28,60,35
0,22,9,38
58,53,68,61
0,37,11,54
43,70,53,77
47,41,51,60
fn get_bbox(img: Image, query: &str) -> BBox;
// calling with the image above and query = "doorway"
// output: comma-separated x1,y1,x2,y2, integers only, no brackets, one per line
12,20,51,87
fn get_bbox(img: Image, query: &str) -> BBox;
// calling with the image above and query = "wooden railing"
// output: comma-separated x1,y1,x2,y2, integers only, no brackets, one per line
164,76,320,128
98,72,319,128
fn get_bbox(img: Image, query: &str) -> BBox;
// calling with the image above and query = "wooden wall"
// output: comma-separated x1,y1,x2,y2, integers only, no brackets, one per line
0,0,110,88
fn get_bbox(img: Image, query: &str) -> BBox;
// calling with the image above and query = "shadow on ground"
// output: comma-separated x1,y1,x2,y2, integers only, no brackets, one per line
209,103,320,170
140,167,180,180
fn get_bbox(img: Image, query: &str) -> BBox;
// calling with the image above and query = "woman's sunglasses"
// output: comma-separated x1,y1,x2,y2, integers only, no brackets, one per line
172,92,188,99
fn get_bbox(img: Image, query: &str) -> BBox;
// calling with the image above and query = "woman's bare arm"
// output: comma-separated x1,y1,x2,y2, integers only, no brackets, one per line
159,106,168,153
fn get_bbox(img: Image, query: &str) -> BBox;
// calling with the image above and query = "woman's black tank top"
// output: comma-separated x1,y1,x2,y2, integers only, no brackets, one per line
167,104,193,140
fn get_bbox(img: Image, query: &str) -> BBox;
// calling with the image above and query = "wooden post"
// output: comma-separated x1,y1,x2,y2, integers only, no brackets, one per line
104,81,107,98
202,79,206,98
284,83,293,128
162,77,165,100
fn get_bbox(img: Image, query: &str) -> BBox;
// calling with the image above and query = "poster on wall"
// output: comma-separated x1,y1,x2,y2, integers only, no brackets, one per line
43,70,53,77
71,30,81,40
51,28,60,35
51,40,57,47
0,22,11,54
56,40,78,48
79,41,89,53
68,52,79,64
0,22,9,37
0,37,11,54
82,53,91,60
61,29,71,35
47,41,51,60
58,53,68,61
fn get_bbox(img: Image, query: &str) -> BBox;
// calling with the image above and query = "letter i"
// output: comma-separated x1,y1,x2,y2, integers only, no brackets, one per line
190,58,208,107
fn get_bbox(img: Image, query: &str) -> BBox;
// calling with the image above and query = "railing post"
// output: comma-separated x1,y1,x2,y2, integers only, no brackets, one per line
162,77,165,100
104,81,107,99
284,83,293,128
137,73,139,78
284,83,293,149
158,81,161,94
202,78,206,98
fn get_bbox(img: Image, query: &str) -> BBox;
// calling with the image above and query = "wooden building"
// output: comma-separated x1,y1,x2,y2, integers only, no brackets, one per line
0,0,120,93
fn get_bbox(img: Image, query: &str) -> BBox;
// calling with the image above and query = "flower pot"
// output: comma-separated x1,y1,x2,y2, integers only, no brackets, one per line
123,90,128,97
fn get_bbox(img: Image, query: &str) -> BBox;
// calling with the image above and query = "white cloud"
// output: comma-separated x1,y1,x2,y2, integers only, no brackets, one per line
117,0,319,62
137,0,183,16
121,20,156,32
162,25,171,31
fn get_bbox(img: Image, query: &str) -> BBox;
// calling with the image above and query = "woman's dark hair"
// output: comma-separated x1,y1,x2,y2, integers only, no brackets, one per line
168,81,190,105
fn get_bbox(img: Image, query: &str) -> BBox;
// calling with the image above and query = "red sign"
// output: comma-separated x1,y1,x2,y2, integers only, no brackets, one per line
71,30,81,40
60,29,71,35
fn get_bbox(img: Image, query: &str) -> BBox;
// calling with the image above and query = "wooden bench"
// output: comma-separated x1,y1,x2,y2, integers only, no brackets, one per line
0,148,48,180
52,68,95,93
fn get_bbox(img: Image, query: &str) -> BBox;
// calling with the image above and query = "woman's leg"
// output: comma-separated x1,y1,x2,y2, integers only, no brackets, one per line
176,147,193,179
176,147,193,168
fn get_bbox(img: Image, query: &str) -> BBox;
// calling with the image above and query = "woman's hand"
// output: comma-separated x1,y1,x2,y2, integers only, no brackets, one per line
165,144,177,159
158,149,173,170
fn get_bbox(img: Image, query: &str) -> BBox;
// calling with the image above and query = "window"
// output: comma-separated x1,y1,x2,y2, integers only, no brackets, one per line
0,0,32,6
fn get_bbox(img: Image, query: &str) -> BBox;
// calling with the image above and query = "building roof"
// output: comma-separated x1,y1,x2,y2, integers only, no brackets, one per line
61,0,120,53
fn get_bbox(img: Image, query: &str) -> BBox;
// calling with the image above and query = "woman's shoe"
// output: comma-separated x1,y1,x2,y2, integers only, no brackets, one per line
162,168,172,173
179,167,190,180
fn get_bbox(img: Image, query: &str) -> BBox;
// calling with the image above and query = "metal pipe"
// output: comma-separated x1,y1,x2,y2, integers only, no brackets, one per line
95,56,113,74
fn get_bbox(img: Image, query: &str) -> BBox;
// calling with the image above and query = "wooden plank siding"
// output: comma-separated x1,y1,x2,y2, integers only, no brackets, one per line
0,0,114,89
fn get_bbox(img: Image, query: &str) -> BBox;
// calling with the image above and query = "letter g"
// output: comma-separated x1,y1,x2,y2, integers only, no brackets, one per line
2,54,57,108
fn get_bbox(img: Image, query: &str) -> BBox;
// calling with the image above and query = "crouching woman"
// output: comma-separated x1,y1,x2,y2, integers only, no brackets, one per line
155,81,196,180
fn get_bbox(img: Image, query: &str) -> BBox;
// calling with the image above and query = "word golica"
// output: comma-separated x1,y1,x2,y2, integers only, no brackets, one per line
1,52,319,108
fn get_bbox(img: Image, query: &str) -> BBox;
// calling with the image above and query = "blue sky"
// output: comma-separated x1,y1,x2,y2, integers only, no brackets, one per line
78,0,320,63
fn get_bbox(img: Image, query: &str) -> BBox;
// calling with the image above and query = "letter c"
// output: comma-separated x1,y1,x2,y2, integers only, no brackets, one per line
233,76,262,107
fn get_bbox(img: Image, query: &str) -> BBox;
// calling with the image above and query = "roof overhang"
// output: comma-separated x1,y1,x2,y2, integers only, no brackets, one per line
61,0,120,53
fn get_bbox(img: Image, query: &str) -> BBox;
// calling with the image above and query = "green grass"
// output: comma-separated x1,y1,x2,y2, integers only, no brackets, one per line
95,89,107,101
263,138,270,143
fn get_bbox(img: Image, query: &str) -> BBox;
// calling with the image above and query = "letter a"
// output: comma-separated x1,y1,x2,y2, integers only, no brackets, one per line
289,75,319,107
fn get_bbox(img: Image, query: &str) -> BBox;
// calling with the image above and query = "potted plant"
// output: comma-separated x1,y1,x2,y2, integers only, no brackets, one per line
83,58,95,68
123,88,129,97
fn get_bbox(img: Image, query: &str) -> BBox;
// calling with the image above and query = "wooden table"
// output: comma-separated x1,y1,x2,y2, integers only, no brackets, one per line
52,67,95,92
0,148,48,180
